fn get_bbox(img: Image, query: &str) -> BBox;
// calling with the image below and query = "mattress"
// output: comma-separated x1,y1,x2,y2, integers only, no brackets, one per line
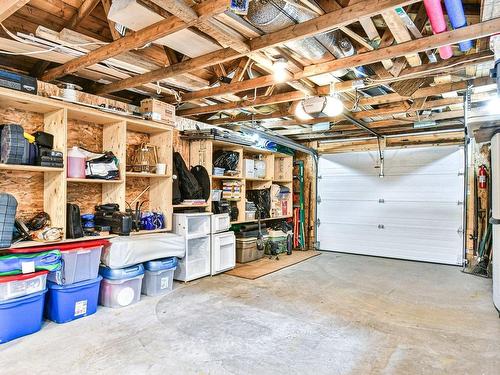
101,233,185,269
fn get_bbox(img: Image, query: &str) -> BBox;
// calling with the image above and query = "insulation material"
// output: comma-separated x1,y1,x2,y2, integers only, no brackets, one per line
101,232,185,269
108,0,221,57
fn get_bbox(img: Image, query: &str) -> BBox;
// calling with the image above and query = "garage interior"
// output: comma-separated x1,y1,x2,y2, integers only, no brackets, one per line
0,0,499,373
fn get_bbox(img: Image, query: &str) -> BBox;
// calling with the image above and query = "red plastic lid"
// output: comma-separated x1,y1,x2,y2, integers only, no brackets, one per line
0,270,49,283
5,239,110,254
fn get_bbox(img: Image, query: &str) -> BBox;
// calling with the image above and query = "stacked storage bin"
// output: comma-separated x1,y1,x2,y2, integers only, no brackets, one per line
142,257,177,296
0,247,62,343
99,264,144,308
211,213,236,275
173,213,212,282
45,240,105,324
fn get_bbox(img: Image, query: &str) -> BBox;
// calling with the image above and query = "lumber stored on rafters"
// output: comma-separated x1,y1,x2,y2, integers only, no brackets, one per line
40,0,229,82
0,0,29,22
94,0,421,94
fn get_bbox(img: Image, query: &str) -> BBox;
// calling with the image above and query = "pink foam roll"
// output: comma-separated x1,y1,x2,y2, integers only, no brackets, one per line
424,0,453,60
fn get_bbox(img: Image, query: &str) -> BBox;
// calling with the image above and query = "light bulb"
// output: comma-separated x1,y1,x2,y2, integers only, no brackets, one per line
323,95,344,116
295,101,313,120
272,58,288,83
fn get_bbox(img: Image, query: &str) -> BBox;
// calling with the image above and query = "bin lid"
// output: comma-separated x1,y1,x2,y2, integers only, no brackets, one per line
0,270,48,283
47,275,102,290
144,257,178,271
99,264,144,280
4,239,109,254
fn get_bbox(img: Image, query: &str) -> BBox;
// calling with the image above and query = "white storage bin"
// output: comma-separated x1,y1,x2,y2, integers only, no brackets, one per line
173,213,211,238
211,231,236,275
99,265,144,308
174,235,211,282
211,213,231,233
0,271,48,301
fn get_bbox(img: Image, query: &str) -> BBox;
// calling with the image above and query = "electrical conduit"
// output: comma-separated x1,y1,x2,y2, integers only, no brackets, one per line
423,0,453,59
444,0,473,52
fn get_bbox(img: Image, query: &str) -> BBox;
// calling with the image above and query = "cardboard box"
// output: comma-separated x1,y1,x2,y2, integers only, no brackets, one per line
140,98,175,126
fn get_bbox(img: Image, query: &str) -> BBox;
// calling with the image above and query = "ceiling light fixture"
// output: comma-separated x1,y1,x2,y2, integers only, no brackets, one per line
295,101,313,120
272,57,288,83
323,83,344,117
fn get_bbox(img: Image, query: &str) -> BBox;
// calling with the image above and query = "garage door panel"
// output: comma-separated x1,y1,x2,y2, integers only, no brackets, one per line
318,223,462,264
318,200,462,227
318,146,464,265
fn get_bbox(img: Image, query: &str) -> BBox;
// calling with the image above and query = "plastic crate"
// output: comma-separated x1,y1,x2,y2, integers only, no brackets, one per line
0,289,46,344
173,213,211,237
0,193,17,249
174,235,211,282
45,276,101,324
0,271,48,301
99,264,144,308
47,243,103,285
142,258,178,296
211,231,235,275
211,213,230,233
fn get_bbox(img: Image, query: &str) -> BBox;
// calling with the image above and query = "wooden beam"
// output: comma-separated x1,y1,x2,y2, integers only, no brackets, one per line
67,0,100,30
94,0,420,94
359,76,495,106
177,91,306,116
231,57,250,83
101,0,122,40
381,9,422,67
0,0,29,22
40,0,229,82
297,19,500,79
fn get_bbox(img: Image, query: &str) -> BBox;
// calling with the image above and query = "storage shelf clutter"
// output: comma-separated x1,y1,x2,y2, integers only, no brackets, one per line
0,87,296,345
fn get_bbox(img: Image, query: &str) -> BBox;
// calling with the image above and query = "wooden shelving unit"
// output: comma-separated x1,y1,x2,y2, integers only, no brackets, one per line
189,139,294,225
0,87,174,248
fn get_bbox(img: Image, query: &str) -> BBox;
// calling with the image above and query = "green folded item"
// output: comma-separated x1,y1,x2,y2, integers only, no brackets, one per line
0,250,62,276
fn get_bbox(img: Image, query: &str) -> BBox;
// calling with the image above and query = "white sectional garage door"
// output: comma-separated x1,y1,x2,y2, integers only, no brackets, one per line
317,145,465,265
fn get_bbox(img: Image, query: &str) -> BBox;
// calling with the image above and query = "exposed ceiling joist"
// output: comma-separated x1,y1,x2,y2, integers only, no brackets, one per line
93,0,421,94
67,0,100,30
40,0,229,82
0,0,29,22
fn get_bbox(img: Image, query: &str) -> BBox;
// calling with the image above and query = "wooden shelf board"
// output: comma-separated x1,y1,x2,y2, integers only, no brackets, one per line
231,215,293,225
173,203,209,208
212,175,243,180
126,172,170,178
0,164,64,172
245,177,272,182
67,178,123,184
126,120,174,134
273,179,293,183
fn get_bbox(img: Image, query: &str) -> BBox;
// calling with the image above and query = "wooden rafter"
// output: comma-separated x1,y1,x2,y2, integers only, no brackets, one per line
94,0,421,94
40,0,229,82
67,0,100,30
0,0,29,22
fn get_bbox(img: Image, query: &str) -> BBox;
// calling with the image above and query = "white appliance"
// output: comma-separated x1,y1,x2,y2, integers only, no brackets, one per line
210,214,236,275
491,133,500,311
317,145,465,265
172,213,212,282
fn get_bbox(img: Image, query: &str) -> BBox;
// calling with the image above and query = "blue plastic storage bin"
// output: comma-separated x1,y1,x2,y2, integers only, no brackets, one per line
0,289,46,344
99,265,144,308
142,258,178,296
45,276,101,324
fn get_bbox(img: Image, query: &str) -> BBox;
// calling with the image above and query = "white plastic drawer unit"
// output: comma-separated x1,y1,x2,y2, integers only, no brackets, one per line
211,231,236,275
211,213,231,234
174,235,211,282
173,213,211,237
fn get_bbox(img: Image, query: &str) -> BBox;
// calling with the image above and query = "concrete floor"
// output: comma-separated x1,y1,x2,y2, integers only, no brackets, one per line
1,252,500,375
